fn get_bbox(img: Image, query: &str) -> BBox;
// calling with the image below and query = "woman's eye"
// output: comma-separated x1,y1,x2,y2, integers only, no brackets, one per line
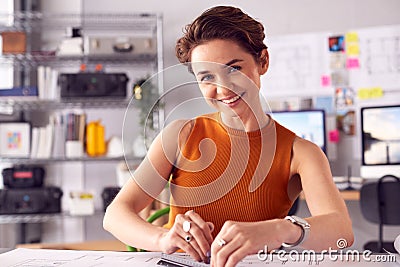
228,65,241,73
200,74,214,82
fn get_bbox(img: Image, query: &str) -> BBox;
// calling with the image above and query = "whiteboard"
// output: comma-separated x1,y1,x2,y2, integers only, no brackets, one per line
261,24,400,100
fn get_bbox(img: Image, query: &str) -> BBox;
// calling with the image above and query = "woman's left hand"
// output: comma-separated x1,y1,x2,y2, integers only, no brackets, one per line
210,219,288,267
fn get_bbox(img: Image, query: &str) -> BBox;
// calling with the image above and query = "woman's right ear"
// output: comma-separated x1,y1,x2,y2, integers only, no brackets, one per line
259,49,269,75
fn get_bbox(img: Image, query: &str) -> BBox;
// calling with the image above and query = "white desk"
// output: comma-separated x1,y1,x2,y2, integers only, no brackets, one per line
0,248,398,266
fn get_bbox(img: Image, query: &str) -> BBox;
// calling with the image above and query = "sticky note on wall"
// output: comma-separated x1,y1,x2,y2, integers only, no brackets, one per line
321,75,331,87
329,129,340,143
357,87,383,99
346,43,360,56
346,58,360,69
345,32,359,43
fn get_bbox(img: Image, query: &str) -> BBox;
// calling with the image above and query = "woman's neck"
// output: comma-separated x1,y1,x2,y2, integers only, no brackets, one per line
220,105,269,132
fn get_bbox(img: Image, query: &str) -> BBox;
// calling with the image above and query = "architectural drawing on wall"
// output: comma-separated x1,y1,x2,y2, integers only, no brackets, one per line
365,37,400,74
261,32,330,99
261,25,400,102
351,24,400,92
265,45,311,92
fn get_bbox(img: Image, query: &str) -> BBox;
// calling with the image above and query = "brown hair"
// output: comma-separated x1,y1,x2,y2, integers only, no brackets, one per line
176,6,267,65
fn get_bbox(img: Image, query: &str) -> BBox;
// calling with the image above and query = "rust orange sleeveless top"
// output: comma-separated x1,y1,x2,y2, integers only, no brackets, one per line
164,112,296,236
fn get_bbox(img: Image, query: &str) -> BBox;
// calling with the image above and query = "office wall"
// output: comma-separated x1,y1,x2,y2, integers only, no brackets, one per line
83,0,400,68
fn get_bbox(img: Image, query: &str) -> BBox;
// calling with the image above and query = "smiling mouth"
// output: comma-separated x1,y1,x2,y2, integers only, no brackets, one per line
219,92,244,104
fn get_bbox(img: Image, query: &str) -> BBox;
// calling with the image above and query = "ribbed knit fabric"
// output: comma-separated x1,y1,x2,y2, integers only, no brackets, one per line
164,112,296,237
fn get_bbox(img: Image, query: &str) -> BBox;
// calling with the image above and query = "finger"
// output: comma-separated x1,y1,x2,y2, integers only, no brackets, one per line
211,237,241,267
224,246,248,267
211,231,231,267
180,225,207,261
207,222,215,232
185,210,214,245
174,235,203,262
184,212,213,261
175,214,207,260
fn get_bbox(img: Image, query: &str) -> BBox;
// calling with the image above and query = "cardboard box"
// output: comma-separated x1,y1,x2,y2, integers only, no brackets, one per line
1,31,26,54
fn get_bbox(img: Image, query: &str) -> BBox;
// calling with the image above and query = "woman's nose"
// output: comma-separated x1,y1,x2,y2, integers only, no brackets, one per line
215,76,233,95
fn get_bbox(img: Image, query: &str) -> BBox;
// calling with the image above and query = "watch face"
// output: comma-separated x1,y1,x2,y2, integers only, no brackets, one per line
292,216,310,228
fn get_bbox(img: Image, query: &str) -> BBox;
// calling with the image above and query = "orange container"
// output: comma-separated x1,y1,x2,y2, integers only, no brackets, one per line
86,121,106,157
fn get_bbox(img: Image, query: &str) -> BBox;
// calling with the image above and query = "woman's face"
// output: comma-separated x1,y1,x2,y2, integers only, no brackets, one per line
190,39,267,118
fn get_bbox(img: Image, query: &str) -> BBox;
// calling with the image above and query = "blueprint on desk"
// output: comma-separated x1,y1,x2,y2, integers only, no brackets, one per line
0,248,399,266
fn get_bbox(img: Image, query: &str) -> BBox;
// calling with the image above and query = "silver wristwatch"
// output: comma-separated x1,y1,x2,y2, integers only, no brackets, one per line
281,215,310,248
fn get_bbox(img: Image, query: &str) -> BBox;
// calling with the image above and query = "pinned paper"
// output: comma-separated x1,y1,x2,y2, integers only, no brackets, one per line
321,75,331,87
346,58,360,69
328,35,345,52
315,96,334,114
345,32,359,43
329,129,340,143
357,87,384,99
357,89,369,99
346,43,360,56
335,87,355,108
370,87,384,98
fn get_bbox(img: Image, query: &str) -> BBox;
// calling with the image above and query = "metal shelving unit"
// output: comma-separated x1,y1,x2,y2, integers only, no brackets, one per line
0,210,105,244
0,210,104,224
0,155,142,165
0,98,131,111
0,11,163,246
0,11,163,92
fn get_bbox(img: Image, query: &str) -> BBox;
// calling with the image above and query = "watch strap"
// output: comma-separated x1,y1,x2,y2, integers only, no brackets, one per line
281,216,310,248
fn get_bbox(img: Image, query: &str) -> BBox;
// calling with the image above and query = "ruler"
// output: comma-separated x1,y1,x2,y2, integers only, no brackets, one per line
157,253,210,267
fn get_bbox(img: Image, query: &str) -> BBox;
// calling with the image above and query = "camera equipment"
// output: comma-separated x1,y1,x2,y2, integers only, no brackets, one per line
2,166,45,188
0,187,63,214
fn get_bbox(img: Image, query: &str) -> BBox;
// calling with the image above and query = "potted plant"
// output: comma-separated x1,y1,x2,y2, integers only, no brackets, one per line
132,77,162,157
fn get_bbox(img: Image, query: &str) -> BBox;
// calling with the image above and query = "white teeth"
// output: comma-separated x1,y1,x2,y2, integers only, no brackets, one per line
222,95,240,104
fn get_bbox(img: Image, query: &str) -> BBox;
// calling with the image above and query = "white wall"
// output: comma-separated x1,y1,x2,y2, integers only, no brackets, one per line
82,0,400,68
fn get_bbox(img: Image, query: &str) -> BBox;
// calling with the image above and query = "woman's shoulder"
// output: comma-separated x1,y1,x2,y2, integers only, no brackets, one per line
161,119,193,140
291,136,328,169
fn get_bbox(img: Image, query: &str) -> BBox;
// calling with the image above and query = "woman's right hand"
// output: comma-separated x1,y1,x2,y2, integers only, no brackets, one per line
157,210,214,263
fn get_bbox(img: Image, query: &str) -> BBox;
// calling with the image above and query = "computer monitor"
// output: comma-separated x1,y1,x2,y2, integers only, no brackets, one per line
360,105,400,179
270,109,327,154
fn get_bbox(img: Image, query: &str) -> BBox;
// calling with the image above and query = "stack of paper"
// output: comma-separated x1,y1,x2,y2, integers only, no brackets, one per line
37,65,58,100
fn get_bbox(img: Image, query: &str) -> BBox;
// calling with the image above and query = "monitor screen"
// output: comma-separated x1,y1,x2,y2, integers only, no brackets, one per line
270,109,326,154
360,105,400,179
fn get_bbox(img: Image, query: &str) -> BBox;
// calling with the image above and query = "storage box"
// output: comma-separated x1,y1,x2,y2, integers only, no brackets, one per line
68,191,94,216
0,187,62,214
84,36,156,56
1,31,26,54
59,73,128,99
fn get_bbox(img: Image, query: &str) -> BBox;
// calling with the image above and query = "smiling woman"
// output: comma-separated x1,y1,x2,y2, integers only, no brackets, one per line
189,40,268,131
103,6,354,267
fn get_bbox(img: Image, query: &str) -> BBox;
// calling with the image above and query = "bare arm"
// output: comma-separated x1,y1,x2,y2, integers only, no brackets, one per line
104,119,213,261
211,138,354,267
103,120,185,251
289,137,354,250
